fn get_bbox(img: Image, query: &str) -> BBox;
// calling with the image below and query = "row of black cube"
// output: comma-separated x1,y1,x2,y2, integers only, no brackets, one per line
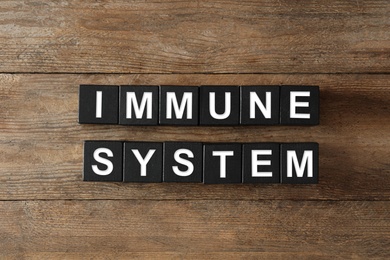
83,141,318,184
79,85,319,126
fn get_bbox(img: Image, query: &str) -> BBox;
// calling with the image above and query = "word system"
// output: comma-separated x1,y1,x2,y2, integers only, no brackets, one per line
79,85,319,126
83,141,319,184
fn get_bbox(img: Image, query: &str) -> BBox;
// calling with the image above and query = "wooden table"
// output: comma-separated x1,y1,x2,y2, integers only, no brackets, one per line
1,1,389,258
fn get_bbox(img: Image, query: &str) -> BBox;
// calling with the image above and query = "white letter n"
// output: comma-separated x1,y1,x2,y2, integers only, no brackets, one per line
250,91,271,119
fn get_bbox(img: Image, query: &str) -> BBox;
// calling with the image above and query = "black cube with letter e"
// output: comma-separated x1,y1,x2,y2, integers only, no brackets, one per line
242,143,280,183
280,86,319,125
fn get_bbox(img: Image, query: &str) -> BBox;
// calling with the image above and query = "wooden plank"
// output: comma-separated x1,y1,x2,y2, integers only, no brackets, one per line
1,200,389,258
0,0,389,74
0,73,389,200
3,253,337,260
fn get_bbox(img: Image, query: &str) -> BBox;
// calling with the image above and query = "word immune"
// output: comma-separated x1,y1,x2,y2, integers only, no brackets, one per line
79,85,319,126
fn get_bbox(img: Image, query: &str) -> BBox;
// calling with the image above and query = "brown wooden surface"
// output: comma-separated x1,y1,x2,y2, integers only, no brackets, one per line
0,0,389,74
1,200,390,259
1,0,390,258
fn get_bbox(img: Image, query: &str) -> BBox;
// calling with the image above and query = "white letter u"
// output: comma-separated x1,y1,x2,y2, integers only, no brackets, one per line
209,92,231,120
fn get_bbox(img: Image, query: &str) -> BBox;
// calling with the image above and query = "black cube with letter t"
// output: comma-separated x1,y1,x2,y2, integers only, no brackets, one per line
203,143,242,184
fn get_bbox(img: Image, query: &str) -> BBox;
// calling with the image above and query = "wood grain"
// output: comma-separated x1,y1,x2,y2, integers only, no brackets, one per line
0,0,389,74
0,73,389,200
1,200,389,258
1,0,389,257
